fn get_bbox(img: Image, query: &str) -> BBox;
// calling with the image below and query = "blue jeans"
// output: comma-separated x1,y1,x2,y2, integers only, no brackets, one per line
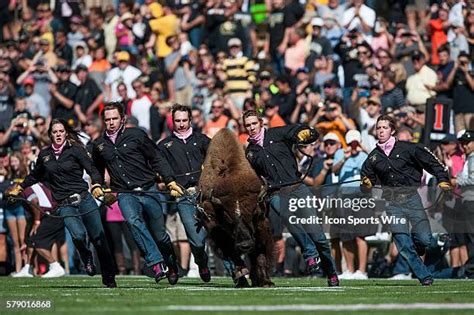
386,194,434,282
269,184,337,276
5,203,26,220
57,192,115,276
176,194,208,267
118,185,175,267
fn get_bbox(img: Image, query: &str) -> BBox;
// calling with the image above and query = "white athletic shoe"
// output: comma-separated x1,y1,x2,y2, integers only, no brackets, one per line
338,271,354,279
12,264,34,277
42,262,66,278
352,270,368,280
388,273,412,280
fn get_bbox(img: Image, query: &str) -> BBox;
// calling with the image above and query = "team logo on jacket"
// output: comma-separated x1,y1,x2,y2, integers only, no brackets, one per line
43,155,52,163
164,141,173,148
370,154,377,163
97,143,105,152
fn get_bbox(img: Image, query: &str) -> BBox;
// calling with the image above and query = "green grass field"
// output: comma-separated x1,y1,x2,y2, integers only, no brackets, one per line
1,276,474,315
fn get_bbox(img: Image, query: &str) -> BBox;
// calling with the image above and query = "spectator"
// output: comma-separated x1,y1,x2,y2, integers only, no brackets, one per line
130,78,153,132
164,35,193,105
50,64,77,124
104,51,142,100
72,41,92,70
405,51,437,111
203,98,229,138
447,51,474,132
306,17,333,72
222,38,256,110
273,74,297,124
54,29,73,66
428,5,449,65
74,65,103,124
381,71,406,112
342,0,376,42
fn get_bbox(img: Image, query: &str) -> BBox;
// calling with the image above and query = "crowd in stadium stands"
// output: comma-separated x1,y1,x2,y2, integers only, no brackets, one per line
0,0,473,280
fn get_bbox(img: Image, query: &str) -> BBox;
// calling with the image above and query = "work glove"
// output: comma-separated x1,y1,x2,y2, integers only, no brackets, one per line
91,184,105,199
297,129,311,142
438,181,452,192
103,188,117,206
360,176,373,194
167,181,184,198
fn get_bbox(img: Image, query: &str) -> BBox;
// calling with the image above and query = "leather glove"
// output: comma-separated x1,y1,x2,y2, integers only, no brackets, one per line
91,184,105,199
5,184,23,198
361,176,373,189
297,129,311,142
438,181,452,192
103,189,117,206
167,181,184,198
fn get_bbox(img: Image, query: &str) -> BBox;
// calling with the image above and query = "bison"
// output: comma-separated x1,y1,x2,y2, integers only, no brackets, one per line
197,129,274,288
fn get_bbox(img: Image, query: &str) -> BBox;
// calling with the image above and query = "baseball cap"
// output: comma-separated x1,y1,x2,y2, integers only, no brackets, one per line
228,38,242,47
117,51,130,62
367,97,381,106
458,130,474,143
323,132,340,143
311,17,324,27
22,76,35,86
440,134,458,144
345,130,362,144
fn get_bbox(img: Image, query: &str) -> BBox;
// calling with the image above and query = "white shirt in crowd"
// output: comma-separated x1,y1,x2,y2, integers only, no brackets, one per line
342,4,376,43
130,95,153,132
105,65,142,100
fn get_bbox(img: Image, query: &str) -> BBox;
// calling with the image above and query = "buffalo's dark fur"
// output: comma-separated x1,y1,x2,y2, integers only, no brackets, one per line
198,129,274,287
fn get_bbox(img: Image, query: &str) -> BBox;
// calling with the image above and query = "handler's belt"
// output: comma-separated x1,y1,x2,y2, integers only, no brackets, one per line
57,191,88,207
186,187,197,195
383,187,418,203
129,181,155,192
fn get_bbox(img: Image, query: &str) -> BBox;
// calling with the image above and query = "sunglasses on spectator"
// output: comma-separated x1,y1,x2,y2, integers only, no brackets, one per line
212,105,223,109
324,140,337,146
132,84,142,89
358,50,369,55
378,55,390,59
35,121,45,127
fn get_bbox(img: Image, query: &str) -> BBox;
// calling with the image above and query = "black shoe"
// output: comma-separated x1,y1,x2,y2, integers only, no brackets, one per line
199,266,211,283
153,262,167,284
327,274,340,287
167,261,179,285
102,275,117,288
85,254,96,276
421,278,434,286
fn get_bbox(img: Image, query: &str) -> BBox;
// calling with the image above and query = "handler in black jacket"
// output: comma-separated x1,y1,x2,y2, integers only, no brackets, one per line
92,102,181,285
157,104,212,282
361,114,452,286
243,110,339,287
7,119,116,288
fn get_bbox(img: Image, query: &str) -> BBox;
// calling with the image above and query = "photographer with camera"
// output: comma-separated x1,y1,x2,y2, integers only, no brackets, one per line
311,98,356,147
446,51,474,132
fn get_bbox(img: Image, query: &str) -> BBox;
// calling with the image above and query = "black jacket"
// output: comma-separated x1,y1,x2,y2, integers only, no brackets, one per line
361,141,450,188
245,124,313,188
92,127,173,190
20,142,102,201
158,131,210,188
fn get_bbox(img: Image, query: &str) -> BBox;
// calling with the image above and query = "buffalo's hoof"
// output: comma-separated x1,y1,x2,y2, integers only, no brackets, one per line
234,276,250,288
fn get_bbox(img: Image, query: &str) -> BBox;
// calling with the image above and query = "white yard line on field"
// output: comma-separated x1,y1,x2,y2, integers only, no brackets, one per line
165,303,474,312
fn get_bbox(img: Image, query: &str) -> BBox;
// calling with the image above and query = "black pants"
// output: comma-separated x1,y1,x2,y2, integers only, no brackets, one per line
106,221,138,254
